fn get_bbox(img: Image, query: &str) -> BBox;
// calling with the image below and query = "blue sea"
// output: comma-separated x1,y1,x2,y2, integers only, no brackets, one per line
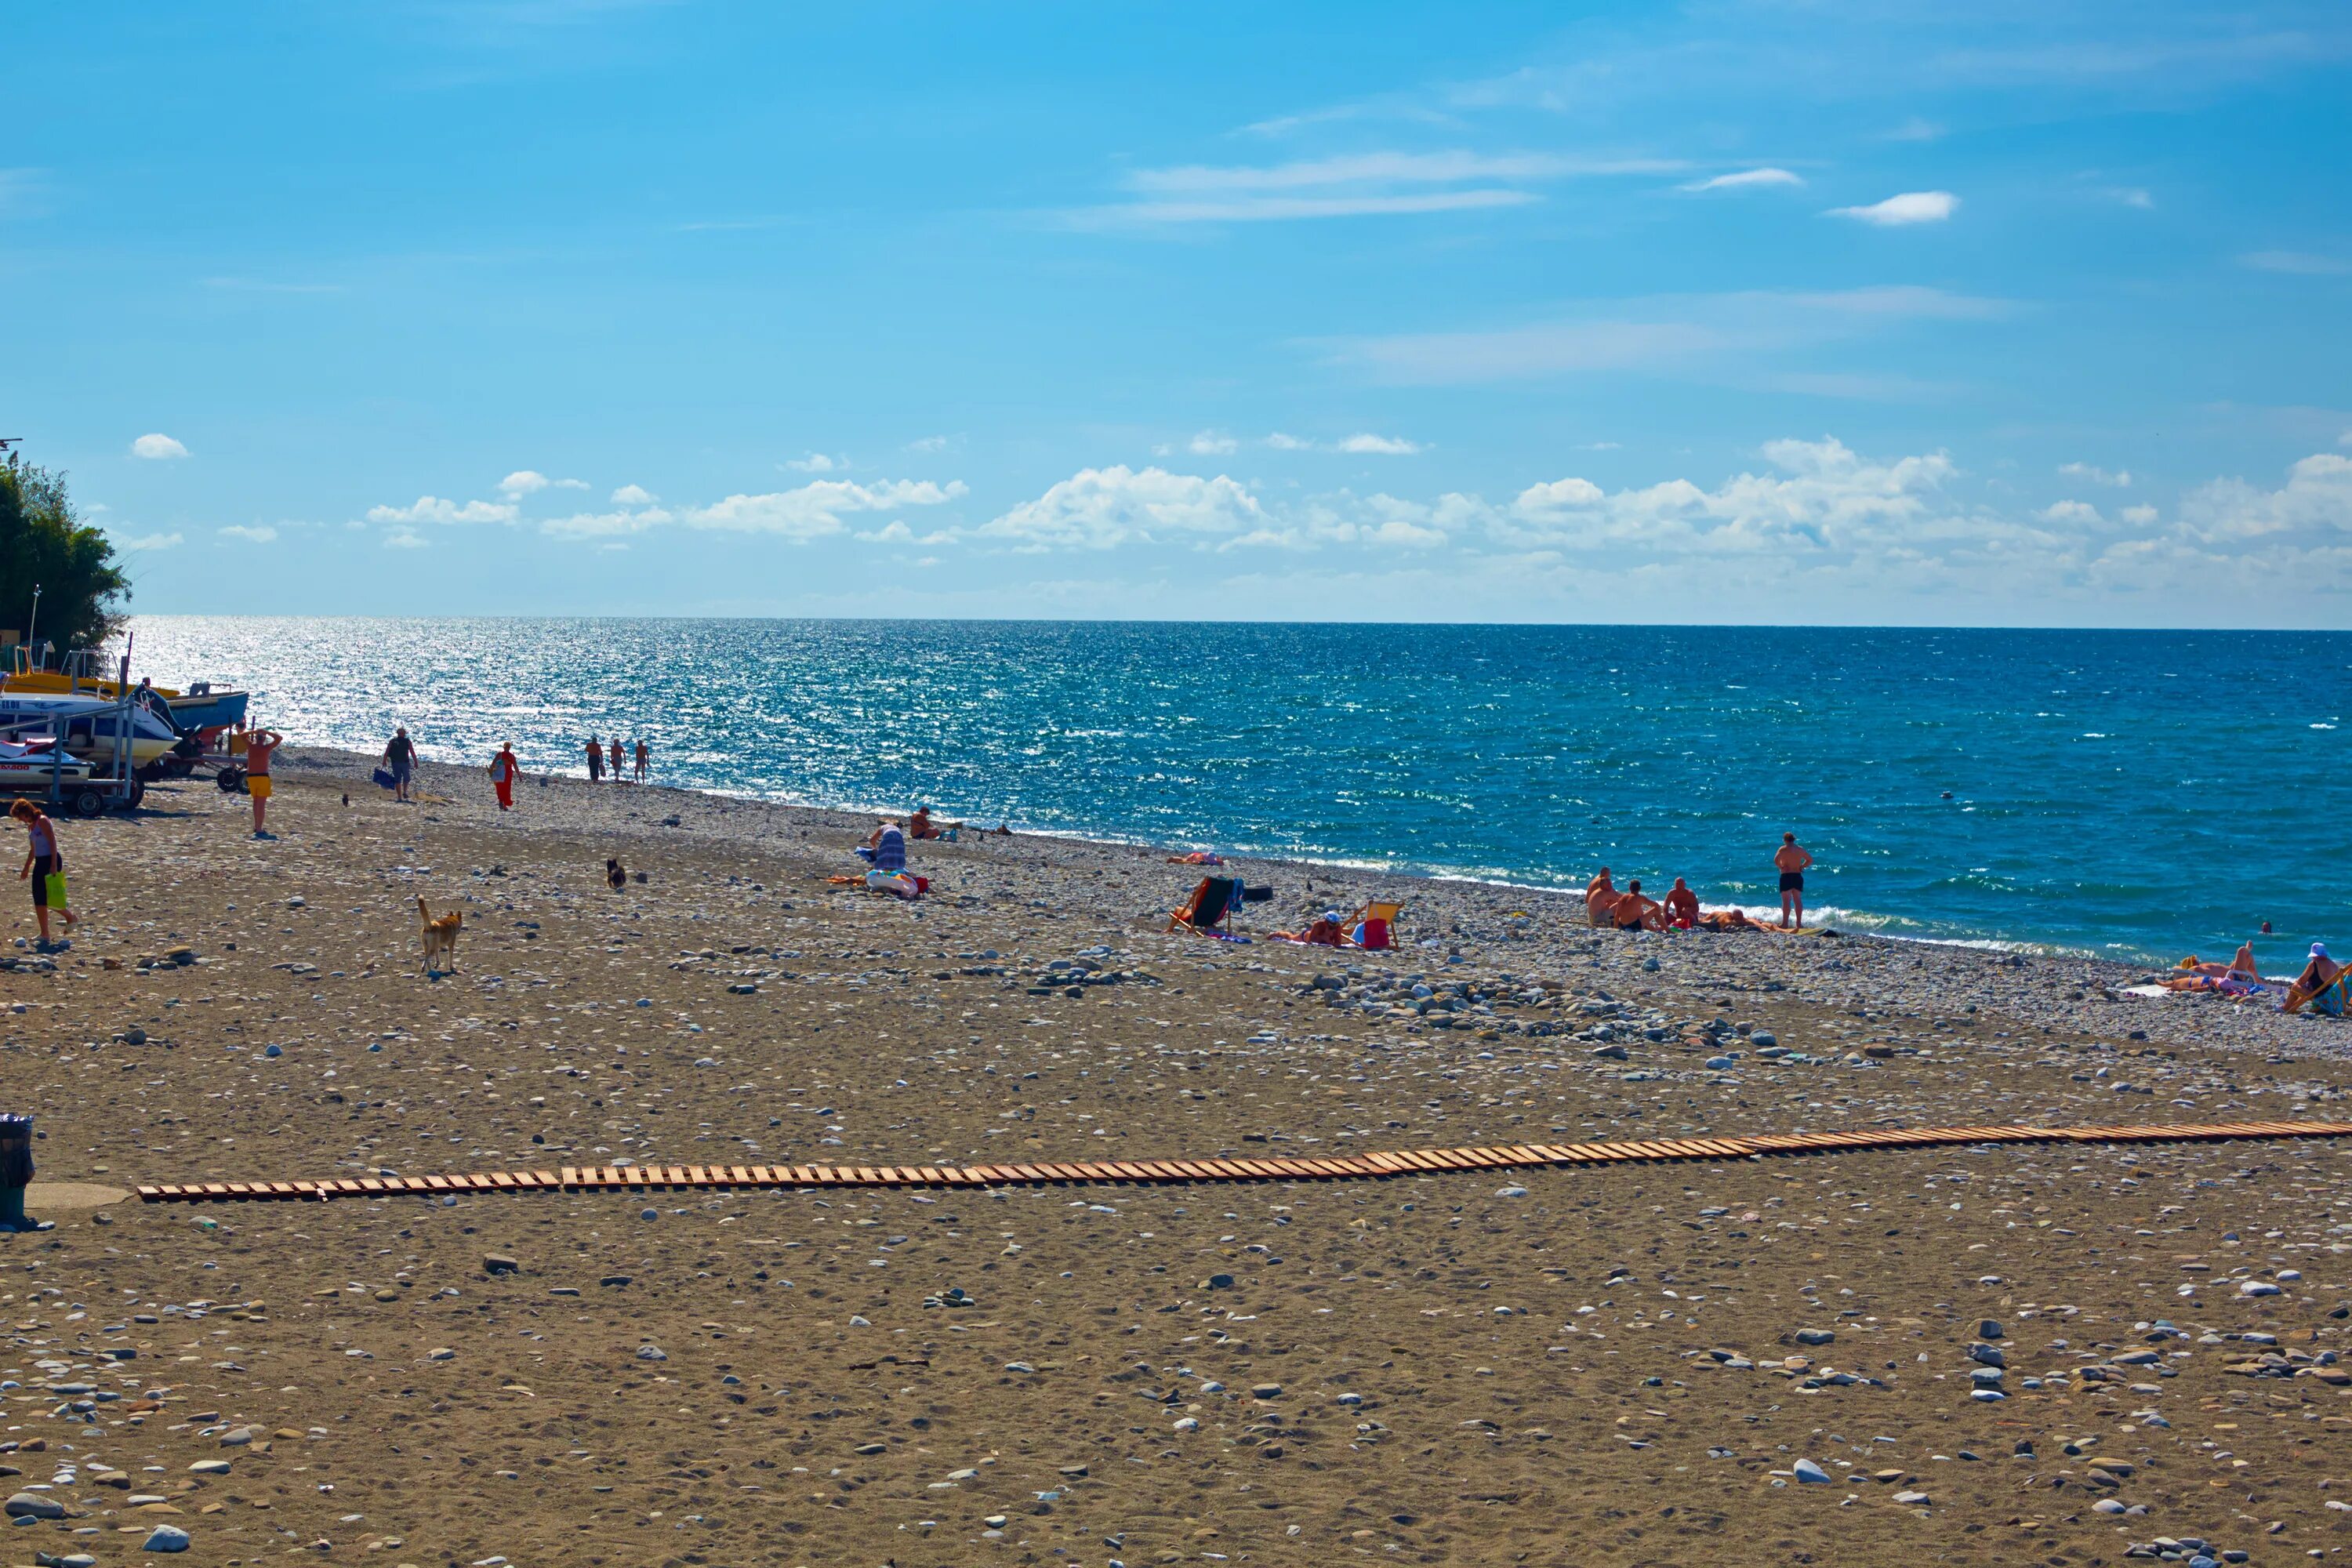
124,618,2350,965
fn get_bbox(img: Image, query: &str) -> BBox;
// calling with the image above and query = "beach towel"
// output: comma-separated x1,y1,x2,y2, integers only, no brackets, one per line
2307,972,2352,1017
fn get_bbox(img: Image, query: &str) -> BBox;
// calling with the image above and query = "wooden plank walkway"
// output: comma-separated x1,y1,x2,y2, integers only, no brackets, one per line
131,1120,2352,1203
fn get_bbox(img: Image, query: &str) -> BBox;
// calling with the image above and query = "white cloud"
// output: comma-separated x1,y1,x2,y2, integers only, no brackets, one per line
1497,437,1962,554
2177,452,2352,543
1102,149,1680,223
540,507,673,540
367,495,520,524
1120,190,1540,223
1333,285,2004,384
383,528,428,550
1884,118,1944,142
2059,462,2132,486
114,531,183,550
860,520,915,543
906,435,953,453
610,484,658,505
219,524,278,543
980,466,1265,550
1186,431,1240,456
130,433,189,460
1265,432,1311,451
2120,504,2158,524
2240,250,2350,276
1682,167,1804,192
2040,499,2102,524
1336,433,1425,455
685,479,962,540
1828,191,1958,226
2102,186,2154,209
1130,151,1680,194
786,453,843,473
498,470,588,497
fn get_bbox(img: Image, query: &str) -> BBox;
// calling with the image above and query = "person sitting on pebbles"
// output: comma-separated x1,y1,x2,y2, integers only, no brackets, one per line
1273,909,1349,946
1584,866,1620,927
907,805,960,841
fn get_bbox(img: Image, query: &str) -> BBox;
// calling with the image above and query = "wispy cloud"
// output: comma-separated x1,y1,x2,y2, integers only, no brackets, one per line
1330,285,2008,385
786,452,844,473
114,531,183,551
383,528,429,550
1096,148,1681,224
543,477,964,543
2060,461,2132,486
1336,433,1425,455
220,524,278,543
1681,167,1803,193
130,433,189,460
610,483,656,505
2241,249,2350,275
1828,191,1958,226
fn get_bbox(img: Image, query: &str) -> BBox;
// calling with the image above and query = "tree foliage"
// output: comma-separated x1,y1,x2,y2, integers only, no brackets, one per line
0,459,131,655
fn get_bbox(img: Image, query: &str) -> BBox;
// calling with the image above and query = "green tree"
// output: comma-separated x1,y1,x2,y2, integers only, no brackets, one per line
0,459,131,654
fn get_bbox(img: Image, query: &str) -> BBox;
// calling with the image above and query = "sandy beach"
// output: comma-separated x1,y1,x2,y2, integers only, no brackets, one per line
4,748,2350,1568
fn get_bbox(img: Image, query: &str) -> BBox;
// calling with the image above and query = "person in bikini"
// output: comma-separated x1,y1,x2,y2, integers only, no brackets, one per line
1774,833,1813,929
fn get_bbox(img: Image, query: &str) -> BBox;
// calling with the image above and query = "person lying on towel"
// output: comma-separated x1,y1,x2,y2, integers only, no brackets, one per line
1273,910,1348,946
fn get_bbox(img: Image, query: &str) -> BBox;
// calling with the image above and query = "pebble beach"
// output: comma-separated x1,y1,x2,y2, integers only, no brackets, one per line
4,746,2350,1568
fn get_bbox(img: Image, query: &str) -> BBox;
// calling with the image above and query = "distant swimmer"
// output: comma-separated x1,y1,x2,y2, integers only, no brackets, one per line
1774,833,1813,930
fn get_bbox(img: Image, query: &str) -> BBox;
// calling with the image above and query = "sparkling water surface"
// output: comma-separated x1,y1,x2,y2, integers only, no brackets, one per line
124,617,2350,964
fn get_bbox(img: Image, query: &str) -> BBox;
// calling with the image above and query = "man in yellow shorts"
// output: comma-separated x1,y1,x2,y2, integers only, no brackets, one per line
245,724,283,839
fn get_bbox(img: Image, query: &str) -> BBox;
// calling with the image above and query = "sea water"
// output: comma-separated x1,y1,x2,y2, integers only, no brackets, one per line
125,618,2350,964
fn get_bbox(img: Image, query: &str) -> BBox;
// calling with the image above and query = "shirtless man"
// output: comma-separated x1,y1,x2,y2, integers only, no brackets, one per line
245,724,284,839
1664,877,1700,928
1612,878,1666,932
1774,833,1813,930
1584,866,1619,928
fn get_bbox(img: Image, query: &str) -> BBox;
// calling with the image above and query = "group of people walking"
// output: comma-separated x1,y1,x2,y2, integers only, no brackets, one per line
583,735,650,784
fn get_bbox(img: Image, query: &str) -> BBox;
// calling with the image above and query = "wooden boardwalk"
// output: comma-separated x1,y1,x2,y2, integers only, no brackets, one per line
132,1119,2352,1203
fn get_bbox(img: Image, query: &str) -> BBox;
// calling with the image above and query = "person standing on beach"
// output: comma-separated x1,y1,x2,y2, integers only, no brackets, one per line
608,736,625,780
381,726,416,804
633,737,649,782
488,742,519,811
245,724,284,837
1774,832,1813,930
584,736,604,782
12,799,78,946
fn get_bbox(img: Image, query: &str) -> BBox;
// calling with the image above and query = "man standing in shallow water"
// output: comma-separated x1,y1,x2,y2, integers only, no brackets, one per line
1775,832,1813,930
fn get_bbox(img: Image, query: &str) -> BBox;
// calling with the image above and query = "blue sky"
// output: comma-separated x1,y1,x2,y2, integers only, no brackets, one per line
8,1,2350,625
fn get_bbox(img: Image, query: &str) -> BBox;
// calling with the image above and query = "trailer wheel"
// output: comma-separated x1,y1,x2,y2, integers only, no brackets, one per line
216,765,247,794
137,761,165,783
71,788,105,819
123,778,147,811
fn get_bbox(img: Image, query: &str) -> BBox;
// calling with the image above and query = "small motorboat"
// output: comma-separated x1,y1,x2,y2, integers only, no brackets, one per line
0,736,93,794
2,648,249,737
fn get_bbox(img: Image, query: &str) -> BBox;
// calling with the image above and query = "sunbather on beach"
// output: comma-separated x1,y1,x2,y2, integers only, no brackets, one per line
1664,877,1700,929
1612,878,1668,932
1273,909,1348,946
2286,943,2344,1013
856,820,908,873
907,806,960,840
1585,866,1619,927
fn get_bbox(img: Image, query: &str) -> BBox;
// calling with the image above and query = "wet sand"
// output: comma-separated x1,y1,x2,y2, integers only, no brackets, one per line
3,748,2350,1568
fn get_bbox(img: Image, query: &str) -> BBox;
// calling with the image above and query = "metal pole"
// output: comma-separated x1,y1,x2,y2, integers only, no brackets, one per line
23,584,38,658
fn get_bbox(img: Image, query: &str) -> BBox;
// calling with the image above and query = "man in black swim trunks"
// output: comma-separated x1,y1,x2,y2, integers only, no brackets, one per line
1775,832,1813,930
1614,877,1665,932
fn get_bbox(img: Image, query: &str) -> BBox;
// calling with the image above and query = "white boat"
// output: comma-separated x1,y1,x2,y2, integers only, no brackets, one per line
0,691,182,768
0,739,92,794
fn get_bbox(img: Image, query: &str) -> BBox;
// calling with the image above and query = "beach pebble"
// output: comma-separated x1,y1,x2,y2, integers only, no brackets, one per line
2239,1281,2281,1298
636,1345,667,1361
1979,1319,2005,1340
1748,1030,1776,1047
142,1524,192,1552
5,1491,66,1519
188,1459,231,1475
483,1254,519,1275
1791,1459,1831,1484
1795,1328,1835,1346
427,1348,456,1361
1495,1185,1529,1198
263,1043,282,1057
1893,1490,1930,1505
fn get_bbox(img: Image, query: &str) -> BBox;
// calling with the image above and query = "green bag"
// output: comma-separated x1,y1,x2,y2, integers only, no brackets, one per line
41,871,67,909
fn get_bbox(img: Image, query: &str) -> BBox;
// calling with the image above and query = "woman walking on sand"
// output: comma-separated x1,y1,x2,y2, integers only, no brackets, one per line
488,742,519,811
12,800,78,947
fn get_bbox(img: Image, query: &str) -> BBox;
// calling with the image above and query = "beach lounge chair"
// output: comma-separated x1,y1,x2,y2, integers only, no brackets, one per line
1169,875,1243,937
2288,971,2351,1017
1348,899,1402,951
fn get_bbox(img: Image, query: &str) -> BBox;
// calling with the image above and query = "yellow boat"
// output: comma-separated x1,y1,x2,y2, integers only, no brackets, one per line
2,647,249,734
